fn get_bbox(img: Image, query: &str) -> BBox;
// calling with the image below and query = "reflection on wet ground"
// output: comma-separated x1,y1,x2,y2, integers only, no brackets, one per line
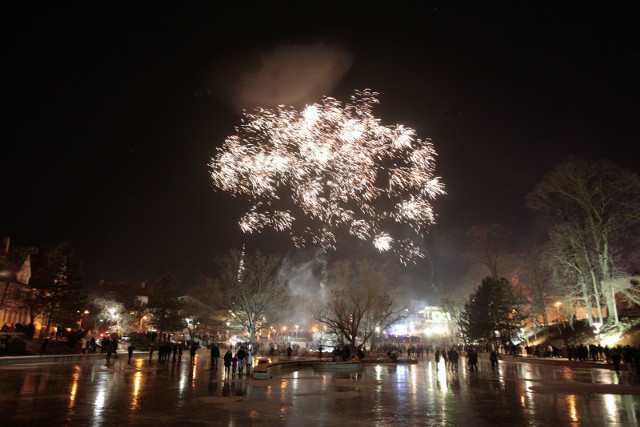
0,356,638,426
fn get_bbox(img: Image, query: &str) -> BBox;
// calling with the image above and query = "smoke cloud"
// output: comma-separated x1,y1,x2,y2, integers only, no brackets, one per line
278,248,330,329
215,42,353,112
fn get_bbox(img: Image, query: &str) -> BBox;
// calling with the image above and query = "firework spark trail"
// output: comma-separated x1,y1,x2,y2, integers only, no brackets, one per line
209,89,445,264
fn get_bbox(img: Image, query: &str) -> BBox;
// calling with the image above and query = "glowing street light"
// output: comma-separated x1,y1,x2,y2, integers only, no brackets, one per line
140,315,148,330
108,308,120,334
593,321,604,345
77,309,89,329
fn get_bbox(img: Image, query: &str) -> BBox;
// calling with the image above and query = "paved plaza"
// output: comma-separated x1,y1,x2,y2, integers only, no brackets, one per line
0,352,639,426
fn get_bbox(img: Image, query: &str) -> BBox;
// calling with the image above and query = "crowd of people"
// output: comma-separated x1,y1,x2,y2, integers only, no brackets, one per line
218,344,253,377
12,317,640,380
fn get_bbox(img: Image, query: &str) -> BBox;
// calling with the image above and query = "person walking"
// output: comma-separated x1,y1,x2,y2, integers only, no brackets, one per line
190,342,198,364
223,349,232,377
127,344,135,364
149,343,155,362
101,336,110,354
246,350,253,374
448,347,459,372
467,347,478,372
39,337,49,356
237,346,247,374
442,347,448,370
210,343,220,370
232,352,238,376
611,348,622,377
106,339,114,363
287,344,293,359
490,350,499,371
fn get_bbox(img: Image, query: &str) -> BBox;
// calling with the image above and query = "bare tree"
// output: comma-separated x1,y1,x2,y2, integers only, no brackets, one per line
527,158,640,325
545,223,604,325
212,249,289,343
90,298,133,334
610,276,640,307
184,275,228,340
467,224,512,279
519,246,553,334
313,259,405,354
438,294,465,340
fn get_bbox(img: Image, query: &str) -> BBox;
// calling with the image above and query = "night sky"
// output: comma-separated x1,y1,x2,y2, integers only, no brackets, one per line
4,4,639,294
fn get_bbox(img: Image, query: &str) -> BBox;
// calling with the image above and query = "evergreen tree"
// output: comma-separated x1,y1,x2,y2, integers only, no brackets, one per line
147,275,184,336
459,277,527,344
31,242,86,335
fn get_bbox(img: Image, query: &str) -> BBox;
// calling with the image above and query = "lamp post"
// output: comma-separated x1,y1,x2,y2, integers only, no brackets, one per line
140,315,148,331
77,310,89,329
593,321,603,345
554,302,562,323
108,308,119,334
373,326,381,351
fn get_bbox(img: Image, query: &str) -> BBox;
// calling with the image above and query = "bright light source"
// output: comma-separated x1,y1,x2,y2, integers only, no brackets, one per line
593,322,603,334
601,335,621,347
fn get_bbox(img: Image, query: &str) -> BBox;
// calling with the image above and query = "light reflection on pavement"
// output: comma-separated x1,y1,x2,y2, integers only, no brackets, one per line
0,355,638,426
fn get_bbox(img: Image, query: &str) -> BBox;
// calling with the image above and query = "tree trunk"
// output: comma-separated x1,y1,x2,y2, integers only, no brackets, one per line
580,281,594,326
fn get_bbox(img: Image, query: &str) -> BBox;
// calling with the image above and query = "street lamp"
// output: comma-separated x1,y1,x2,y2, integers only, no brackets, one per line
108,308,120,335
77,310,89,329
593,321,603,344
554,301,562,322
140,315,148,330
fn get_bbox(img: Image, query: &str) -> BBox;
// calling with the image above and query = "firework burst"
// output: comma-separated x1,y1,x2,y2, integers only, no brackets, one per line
209,89,445,264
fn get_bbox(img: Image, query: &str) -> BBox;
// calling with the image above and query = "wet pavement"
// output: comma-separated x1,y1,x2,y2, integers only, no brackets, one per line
0,353,639,426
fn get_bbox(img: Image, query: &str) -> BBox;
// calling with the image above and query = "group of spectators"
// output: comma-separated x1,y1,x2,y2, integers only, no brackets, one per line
1,322,34,337
218,344,253,377
435,346,457,371
332,344,365,361
524,344,562,358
